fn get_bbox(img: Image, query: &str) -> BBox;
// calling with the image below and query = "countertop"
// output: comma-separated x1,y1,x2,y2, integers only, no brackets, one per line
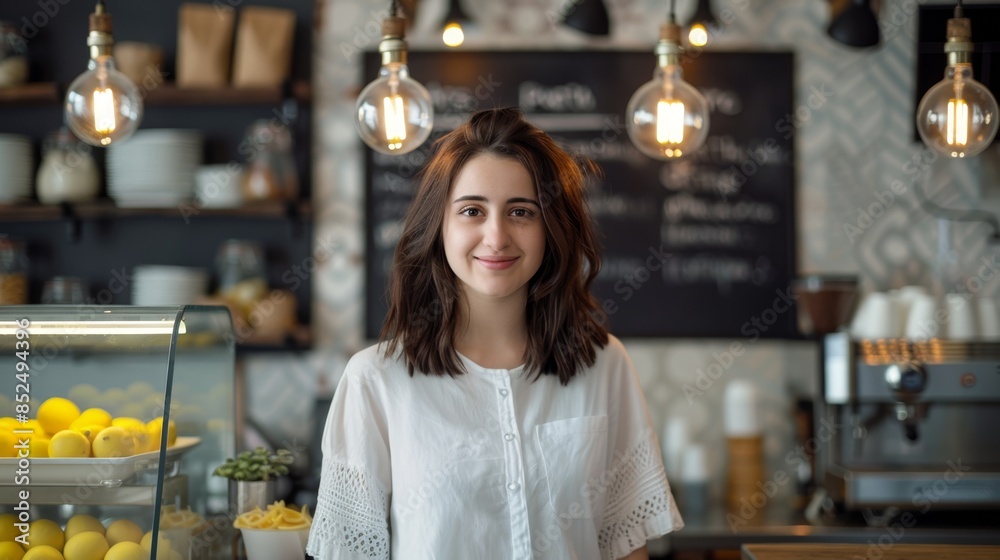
651,498,1000,554
741,544,1000,560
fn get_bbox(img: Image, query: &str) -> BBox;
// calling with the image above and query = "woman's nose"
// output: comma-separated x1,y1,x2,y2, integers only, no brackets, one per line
483,215,511,251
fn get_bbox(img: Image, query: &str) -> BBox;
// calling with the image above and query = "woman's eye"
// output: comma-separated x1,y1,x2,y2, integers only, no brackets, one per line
510,208,533,218
460,207,482,217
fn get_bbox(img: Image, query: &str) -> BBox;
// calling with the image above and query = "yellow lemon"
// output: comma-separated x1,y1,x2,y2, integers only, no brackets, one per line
104,542,146,560
21,546,62,560
36,398,80,436
27,436,50,458
21,420,45,438
62,532,107,560
139,531,173,560
146,418,176,448
0,431,16,458
47,431,90,459
0,512,20,541
110,418,144,432
69,409,111,431
0,417,20,431
0,540,25,559
22,519,63,551
91,427,135,458
104,520,142,547
70,425,104,446
63,515,104,542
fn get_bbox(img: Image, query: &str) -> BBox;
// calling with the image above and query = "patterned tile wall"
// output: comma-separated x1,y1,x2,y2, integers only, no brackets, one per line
246,0,1000,508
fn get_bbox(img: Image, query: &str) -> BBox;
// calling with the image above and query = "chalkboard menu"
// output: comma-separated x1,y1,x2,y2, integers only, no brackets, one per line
364,51,797,339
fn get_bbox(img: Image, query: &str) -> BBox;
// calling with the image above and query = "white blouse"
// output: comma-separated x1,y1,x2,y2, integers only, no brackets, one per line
306,335,683,560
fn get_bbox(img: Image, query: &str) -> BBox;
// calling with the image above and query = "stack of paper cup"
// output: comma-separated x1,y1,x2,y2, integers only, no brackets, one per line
724,381,765,512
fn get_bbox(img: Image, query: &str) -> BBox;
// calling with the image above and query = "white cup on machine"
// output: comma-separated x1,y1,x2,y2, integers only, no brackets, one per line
979,298,1000,340
945,293,978,340
904,293,941,340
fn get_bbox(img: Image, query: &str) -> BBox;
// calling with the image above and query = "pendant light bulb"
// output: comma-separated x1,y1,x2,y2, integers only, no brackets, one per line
686,0,717,47
64,1,143,147
441,0,471,47
915,6,998,158
442,22,464,47
626,17,710,160
356,4,434,155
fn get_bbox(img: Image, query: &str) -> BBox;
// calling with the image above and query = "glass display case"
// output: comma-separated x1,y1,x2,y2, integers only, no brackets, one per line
0,305,236,559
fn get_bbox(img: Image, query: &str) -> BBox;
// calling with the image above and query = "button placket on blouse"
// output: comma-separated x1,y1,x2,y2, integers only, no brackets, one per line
494,370,531,556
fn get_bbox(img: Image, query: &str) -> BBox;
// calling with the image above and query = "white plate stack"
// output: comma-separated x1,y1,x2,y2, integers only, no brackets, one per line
107,130,203,207
132,266,208,306
0,134,33,203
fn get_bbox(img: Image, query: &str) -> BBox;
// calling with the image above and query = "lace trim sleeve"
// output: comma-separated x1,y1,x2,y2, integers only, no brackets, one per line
598,435,684,560
306,459,390,560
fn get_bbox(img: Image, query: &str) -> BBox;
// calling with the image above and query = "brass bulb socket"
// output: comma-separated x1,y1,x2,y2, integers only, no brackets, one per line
87,30,113,60
379,37,407,66
944,17,973,66
656,20,683,69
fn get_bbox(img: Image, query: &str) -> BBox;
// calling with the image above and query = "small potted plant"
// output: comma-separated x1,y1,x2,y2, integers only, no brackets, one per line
213,447,295,514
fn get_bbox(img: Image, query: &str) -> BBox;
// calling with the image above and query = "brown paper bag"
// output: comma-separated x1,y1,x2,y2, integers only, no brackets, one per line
176,3,234,88
232,6,296,87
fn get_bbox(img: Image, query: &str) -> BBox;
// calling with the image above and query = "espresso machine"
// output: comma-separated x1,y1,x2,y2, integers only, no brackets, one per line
815,332,1000,511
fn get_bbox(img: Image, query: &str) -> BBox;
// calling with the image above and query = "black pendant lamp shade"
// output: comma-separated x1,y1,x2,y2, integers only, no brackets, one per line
689,0,718,30
561,0,611,37
444,0,471,26
828,0,880,48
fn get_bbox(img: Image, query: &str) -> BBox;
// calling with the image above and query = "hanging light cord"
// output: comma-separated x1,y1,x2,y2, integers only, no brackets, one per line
669,0,676,22
390,0,398,17
955,0,964,18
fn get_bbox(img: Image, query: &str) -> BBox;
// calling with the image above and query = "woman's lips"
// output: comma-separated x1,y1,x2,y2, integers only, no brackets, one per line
476,257,518,270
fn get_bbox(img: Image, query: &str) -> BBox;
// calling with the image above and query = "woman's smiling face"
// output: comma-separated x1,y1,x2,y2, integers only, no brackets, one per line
441,154,546,307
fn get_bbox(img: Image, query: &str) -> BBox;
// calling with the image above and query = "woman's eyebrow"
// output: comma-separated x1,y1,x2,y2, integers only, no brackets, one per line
452,195,540,207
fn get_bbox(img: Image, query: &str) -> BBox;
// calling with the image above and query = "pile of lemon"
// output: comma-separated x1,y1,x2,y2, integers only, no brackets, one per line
0,513,183,560
0,398,177,459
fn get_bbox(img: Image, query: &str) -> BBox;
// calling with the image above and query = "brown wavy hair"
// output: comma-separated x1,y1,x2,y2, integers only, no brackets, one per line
379,107,608,385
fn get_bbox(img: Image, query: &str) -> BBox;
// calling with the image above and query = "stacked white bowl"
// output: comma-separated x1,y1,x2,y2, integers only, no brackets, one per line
107,129,203,207
132,266,208,306
0,134,33,203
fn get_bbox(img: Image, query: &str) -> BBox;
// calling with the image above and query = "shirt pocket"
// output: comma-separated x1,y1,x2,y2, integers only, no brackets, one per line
535,415,609,520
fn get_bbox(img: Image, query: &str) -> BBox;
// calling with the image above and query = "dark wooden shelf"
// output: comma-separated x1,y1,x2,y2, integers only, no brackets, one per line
0,82,60,105
236,324,313,354
144,82,312,106
0,199,312,222
0,81,311,107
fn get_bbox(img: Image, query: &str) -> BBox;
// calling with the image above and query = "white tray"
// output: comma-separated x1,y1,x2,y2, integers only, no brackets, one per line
0,436,201,486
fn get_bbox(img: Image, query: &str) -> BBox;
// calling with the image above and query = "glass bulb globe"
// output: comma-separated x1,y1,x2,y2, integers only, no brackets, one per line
356,62,434,155
626,65,710,160
64,56,143,147
443,22,465,47
916,64,999,158
688,23,708,47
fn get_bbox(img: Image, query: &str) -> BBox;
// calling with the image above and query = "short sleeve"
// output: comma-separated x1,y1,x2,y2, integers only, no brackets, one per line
598,340,684,560
306,357,392,560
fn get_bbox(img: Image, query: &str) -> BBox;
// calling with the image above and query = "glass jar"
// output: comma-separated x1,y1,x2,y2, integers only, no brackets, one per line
0,238,28,305
41,276,86,304
0,21,28,88
216,240,268,318
36,128,101,204
241,120,299,202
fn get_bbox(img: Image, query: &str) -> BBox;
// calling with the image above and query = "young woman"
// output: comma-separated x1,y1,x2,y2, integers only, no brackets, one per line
307,108,682,560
